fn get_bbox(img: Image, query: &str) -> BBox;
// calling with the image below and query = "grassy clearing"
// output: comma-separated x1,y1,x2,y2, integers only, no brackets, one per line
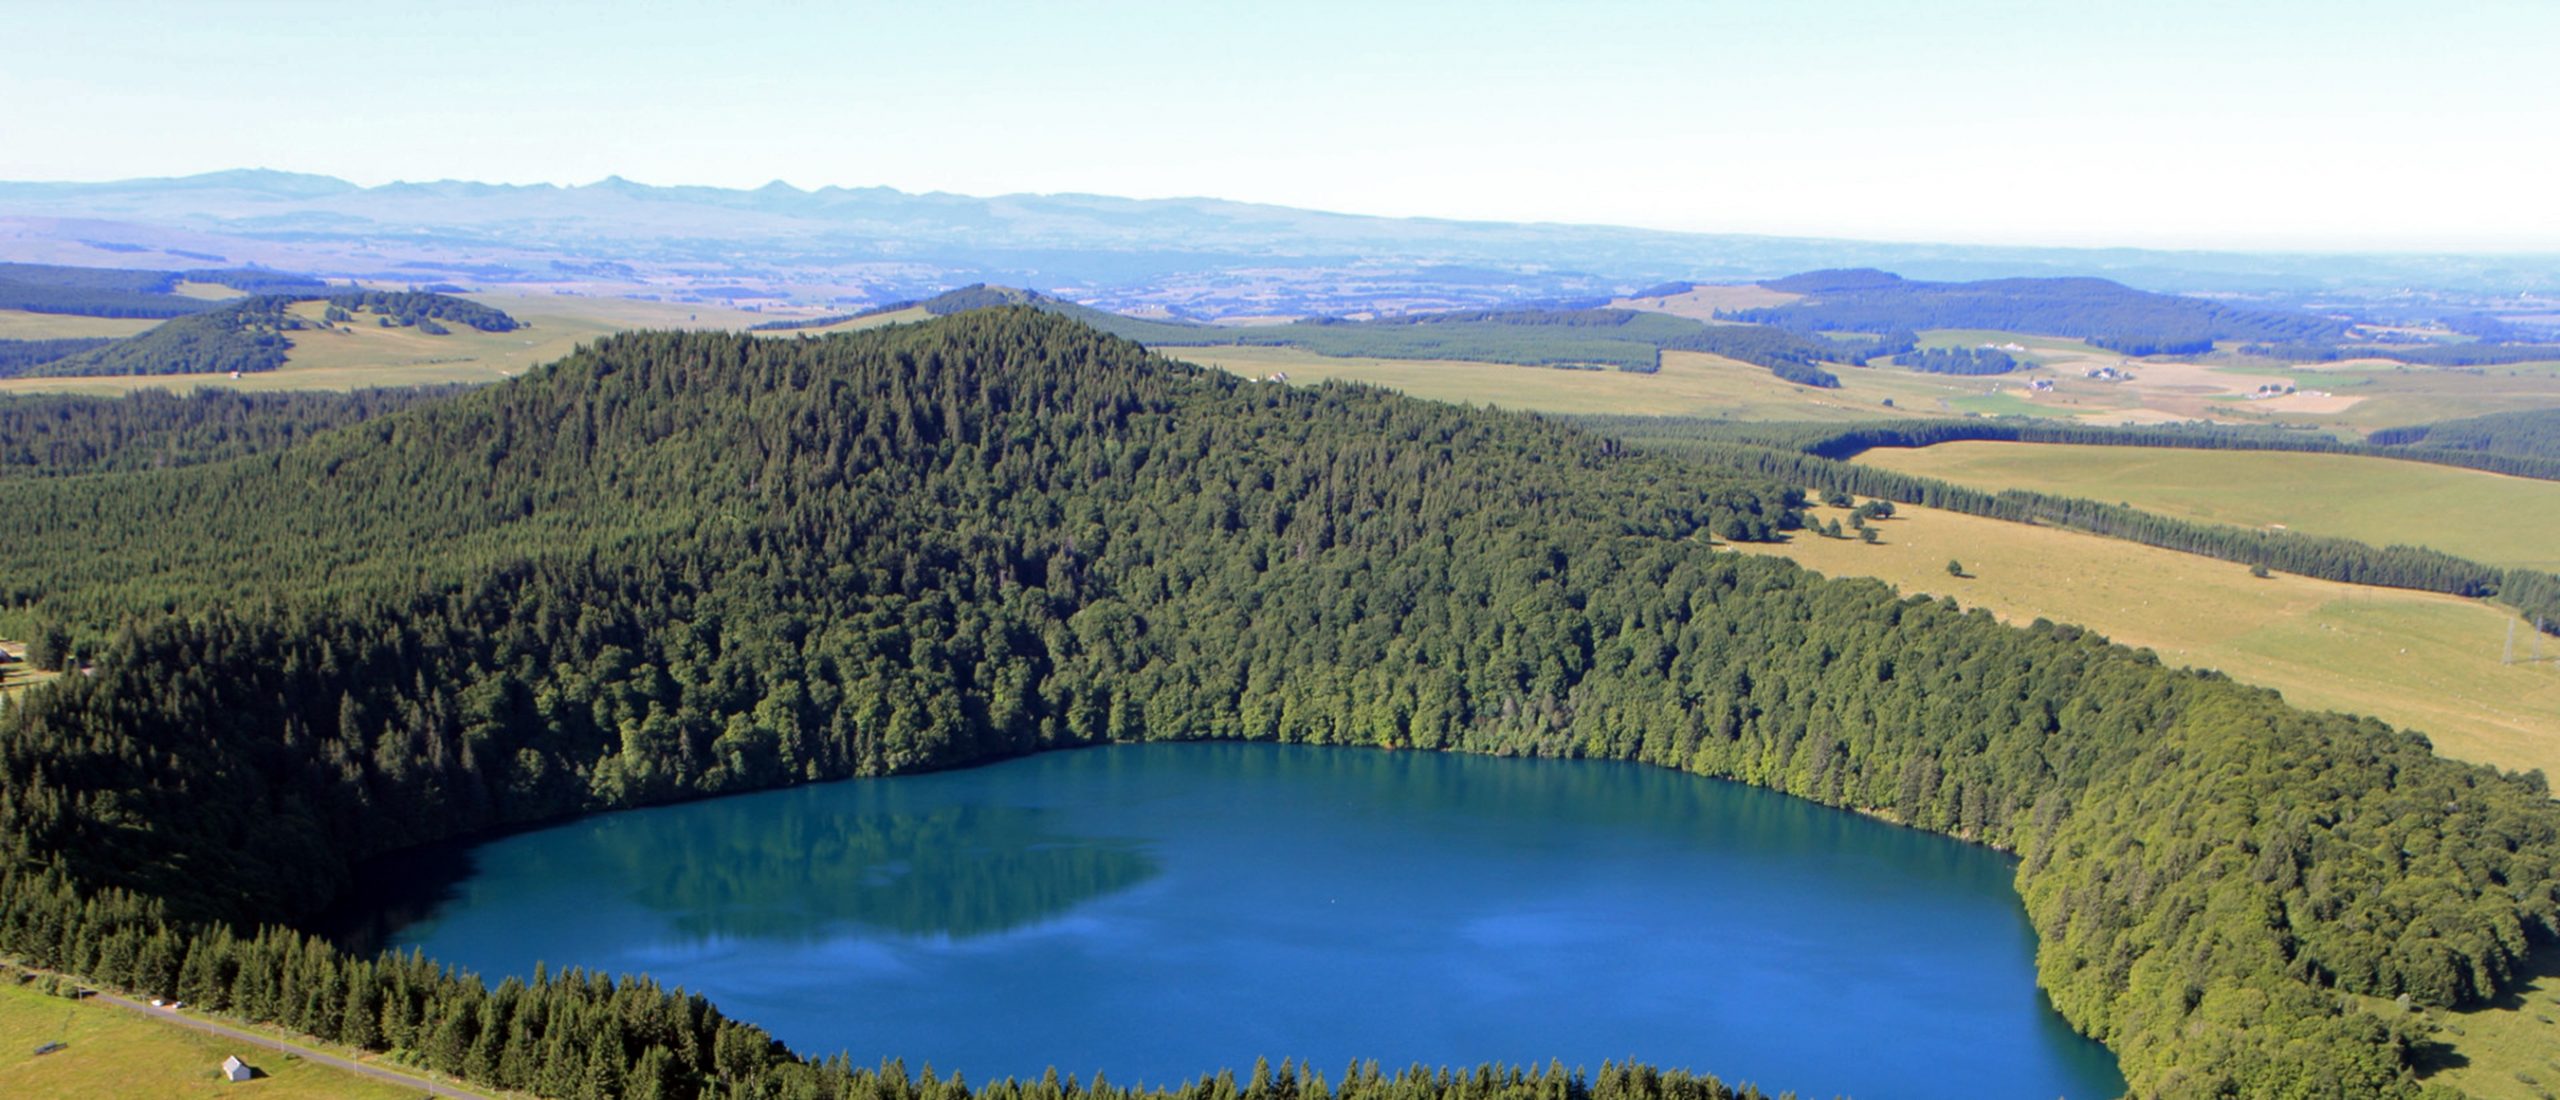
0,310,158,340
0,981,421,1099
0,643,54,706
167,281,248,301
1859,441,2560,573
1737,501,2560,781
2386,942,2560,1100
0,668,59,705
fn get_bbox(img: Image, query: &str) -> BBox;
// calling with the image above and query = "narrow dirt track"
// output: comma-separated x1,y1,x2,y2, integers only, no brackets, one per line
90,990,495,1099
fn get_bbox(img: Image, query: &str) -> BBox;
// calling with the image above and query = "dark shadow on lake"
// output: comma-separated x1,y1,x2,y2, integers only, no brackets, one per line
306,840,483,958
314,782,1157,955
584,797,1158,941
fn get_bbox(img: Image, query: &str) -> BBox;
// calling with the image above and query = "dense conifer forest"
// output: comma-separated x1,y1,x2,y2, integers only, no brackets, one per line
0,311,2552,1099
0,336,120,373
1728,270,2348,355
2370,407,2560,460
0,386,465,478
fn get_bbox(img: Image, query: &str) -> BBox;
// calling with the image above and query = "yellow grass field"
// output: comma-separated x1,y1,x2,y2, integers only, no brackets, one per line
0,310,159,340
0,292,775,396
1860,441,2560,573
1738,501,2560,781
0,982,421,1100
1174,345,2006,420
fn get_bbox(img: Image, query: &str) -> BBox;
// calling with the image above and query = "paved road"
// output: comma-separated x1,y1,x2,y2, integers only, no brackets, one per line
91,991,494,1099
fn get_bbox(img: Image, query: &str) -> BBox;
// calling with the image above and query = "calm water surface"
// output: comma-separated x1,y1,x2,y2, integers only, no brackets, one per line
335,743,2122,1098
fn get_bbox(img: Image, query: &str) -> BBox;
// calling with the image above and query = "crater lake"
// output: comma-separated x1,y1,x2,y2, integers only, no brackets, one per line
323,743,2124,1099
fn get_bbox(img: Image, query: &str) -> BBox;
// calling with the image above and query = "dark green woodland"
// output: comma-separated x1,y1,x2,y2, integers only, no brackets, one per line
0,386,466,479
2370,407,2560,461
0,310,2552,1099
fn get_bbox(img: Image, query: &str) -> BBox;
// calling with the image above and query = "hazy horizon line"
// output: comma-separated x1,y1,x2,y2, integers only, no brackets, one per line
9,166,2557,261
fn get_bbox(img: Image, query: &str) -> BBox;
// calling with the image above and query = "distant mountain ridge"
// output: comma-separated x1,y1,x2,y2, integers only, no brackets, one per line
4,171,2557,315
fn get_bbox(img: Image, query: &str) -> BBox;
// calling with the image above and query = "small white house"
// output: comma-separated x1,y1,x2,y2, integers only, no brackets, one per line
222,1055,253,1082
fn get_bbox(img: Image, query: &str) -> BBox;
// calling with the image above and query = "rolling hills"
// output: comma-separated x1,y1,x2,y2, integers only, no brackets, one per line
1724,268,2349,355
0,310,2552,1098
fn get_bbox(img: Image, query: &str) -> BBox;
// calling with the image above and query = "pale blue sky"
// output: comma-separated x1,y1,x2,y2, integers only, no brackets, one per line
4,0,2554,250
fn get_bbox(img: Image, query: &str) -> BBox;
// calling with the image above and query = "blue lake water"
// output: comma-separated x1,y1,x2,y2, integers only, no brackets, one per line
339,743,2123,1098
